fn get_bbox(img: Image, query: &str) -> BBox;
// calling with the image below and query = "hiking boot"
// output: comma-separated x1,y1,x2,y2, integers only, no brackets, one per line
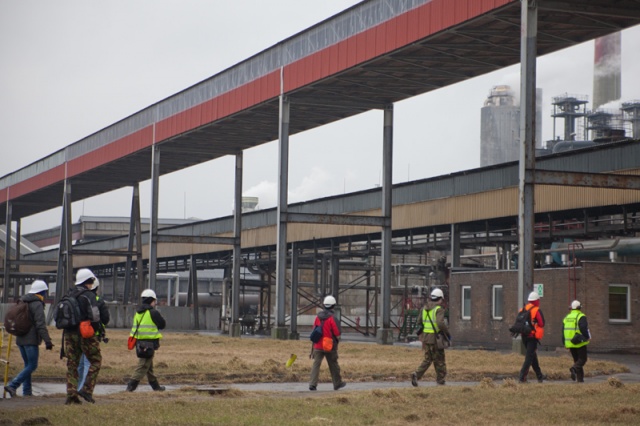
334,382,346,391
126,380,139,392
309,385,317,391
537,374,547,383
569,367,577,381
411,373,418,387
77,390,95,404
149,381,165,392
4,386,17,398
437,380,446,385
65,396,82,405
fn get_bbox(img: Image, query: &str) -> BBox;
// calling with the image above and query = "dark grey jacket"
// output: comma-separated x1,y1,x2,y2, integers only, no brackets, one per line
16,293,52,347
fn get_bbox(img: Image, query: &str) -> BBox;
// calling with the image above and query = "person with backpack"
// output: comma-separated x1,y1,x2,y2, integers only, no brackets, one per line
126,288,167,392
78,278,110,392
563,300,590,383
61,268,103,405
518,291,547,383
3,280,54,398
308,295,346,391
410,288,450,387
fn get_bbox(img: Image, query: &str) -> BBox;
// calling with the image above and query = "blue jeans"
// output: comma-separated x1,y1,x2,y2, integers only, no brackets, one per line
77,354,91,391
9,345,39,396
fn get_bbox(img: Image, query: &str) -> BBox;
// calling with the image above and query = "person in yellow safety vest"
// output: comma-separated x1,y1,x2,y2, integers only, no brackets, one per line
410,288,451,387
126,289,166,392
562,300,591,383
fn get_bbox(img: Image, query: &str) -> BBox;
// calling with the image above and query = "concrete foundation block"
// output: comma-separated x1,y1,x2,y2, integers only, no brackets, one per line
229,323,241,337
376,328,394,345
271,327,289,340
512,336,526,355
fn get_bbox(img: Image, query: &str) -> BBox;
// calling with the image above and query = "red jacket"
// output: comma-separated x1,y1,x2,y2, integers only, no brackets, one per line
312,311,340,351
523,301,545,340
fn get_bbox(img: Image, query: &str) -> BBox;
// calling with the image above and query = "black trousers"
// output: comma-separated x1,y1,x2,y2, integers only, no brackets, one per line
570,346,588,382
519,335,543,381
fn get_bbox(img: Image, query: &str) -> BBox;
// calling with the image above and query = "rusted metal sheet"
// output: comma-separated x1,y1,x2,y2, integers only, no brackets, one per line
284,212,386,227
535,169,640,189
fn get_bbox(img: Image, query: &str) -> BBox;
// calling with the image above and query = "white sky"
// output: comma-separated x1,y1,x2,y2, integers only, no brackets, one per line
1,1,639,235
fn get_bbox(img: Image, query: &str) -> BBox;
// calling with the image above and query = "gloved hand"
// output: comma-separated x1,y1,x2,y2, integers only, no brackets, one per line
45,341,54,350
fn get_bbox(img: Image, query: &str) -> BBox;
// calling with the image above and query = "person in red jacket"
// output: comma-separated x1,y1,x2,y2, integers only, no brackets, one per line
518,291,547,383
308,295,346,391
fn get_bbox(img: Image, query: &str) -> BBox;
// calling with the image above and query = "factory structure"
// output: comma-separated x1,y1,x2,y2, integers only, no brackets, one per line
2,2,640,352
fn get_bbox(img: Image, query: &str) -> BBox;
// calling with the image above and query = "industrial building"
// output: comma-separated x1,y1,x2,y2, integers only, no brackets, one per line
2,0,640,351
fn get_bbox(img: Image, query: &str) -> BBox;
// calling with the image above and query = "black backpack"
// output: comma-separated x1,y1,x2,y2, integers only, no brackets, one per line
509,305,533,337
309,318,325,343
4,300,32,336
53,291,83,330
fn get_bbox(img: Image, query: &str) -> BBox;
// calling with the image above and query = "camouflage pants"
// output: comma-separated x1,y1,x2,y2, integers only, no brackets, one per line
63,332,102,397
414,343,446,384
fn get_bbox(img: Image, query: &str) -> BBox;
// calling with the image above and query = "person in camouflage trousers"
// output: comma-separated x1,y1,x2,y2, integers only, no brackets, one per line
64,332,102,401
411,288,451,387
62,268,105,405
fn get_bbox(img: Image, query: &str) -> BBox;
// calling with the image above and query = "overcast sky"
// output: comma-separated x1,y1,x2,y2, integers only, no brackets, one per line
1,1,639,235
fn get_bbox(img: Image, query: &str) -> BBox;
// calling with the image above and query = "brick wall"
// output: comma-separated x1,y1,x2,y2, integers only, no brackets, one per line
449,262,640,353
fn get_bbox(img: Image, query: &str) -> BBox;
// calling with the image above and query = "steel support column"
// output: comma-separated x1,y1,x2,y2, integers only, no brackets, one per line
149,144,160,291
290,243,299,340
273,93,290,340
124,184,142,304
230,152,243,337
377,103,394,345
14,219,21,297
450,223,460,268
518,0,538,308
2,201,11,302
54,180,73,311
190,254,200,330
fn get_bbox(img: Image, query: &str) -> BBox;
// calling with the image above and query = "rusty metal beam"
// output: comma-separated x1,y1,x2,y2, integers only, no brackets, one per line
73,249,138,257
535,169,640,189
156,235,236,245
283,212,387,227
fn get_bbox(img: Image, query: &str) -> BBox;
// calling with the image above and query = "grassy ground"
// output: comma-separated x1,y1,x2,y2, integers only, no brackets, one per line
1,329,637,425
20,329,628,385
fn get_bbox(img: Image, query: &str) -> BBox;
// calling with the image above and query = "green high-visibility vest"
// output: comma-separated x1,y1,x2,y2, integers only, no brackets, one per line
131,310,162,340
563,310,588,348
422,306,441,334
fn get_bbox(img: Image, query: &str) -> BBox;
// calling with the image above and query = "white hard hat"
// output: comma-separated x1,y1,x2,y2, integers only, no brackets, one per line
28,280,48,294
430,288,444,300
141,289,157,300
323,295,336,308
528,291,540,301
74,268,96,286
571,300,581,310
91,278,100,290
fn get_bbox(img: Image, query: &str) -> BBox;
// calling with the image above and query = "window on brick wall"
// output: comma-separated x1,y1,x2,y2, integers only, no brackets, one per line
609,284,630,323
492,285,503,320
462,286,471,320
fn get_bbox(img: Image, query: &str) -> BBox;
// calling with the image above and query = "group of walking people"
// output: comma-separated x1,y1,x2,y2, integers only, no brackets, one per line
409,289,591,387
4,274,593,401
4,268,166,404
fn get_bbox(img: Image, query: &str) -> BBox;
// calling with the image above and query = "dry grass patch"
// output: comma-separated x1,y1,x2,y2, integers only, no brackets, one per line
4,328,629,386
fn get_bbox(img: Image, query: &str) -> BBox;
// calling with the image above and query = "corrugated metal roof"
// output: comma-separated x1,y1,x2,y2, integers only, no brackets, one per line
2,0,638,225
